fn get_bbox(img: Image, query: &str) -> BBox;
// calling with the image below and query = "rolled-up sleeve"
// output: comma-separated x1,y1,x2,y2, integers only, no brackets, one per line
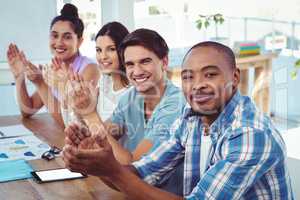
133,118,186,185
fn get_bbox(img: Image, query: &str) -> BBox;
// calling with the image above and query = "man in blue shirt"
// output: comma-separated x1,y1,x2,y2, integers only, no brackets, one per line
63,41,293,199
64,28,185,194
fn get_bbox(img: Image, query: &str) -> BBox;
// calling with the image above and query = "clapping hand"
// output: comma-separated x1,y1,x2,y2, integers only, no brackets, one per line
63,123,119,177
24,61,44,85
44,57,70,89
68,73,99,117
7,43,43,84
43,57,72,101
64,122,97,149
6,43,25,79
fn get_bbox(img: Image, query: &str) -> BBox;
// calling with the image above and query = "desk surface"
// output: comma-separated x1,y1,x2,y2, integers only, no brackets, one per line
0,114,127,200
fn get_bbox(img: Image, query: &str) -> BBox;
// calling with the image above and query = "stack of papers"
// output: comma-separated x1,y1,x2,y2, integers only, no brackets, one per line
0,124,50,161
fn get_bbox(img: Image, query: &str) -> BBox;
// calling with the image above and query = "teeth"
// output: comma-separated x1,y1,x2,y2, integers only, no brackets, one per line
135,77,147,83
55,48,66,53
102,62,111,66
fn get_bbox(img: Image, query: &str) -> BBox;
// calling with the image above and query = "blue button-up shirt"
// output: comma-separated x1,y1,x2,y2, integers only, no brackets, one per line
133,91,294,199
110,79,186,151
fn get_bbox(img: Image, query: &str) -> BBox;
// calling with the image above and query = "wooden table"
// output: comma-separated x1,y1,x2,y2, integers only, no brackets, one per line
0,114,127,200
167,53,276,114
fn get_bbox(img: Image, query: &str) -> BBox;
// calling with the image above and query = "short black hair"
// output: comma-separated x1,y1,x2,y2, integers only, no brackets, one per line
182,41,236,69
50,3,84,38
119,28,169,63
95,21,129,86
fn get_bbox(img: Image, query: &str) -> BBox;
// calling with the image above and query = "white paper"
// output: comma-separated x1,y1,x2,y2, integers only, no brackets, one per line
0,124,33,139
0,134,50,161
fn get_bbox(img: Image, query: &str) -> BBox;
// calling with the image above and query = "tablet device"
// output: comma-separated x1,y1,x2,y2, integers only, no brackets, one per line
31,168,86,183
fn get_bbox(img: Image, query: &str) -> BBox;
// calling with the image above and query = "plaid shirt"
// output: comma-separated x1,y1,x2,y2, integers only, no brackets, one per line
133,91,294,199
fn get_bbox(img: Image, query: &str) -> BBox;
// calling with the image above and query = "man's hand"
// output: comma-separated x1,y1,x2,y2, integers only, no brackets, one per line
64,122,103,150
63,133,121,177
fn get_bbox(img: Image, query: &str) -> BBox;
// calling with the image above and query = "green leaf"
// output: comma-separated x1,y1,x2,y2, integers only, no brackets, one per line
291,70,298,80
204,20,210,28
213,15,218,23
219,17,225,24
295,59,300,68
196,20,202,30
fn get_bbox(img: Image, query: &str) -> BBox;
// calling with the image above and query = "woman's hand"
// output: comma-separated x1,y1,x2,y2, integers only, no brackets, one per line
24,61,44,85
68,73,99,117
44,58,70,87
44,58,71,100
6,43,25,79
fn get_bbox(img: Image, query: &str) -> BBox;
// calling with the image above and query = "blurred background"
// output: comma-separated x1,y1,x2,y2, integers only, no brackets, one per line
0,0,300,197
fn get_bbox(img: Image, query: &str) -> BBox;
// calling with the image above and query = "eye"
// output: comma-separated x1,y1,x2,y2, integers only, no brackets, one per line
108,46,116,52
125,62,134,68
96,48,101,53
181,74,193,81
141,58,152,65
64,34,73,40
205,72,218,79
50,33,58,39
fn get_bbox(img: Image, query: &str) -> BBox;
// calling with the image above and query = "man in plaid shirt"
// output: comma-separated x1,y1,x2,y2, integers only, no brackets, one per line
63,41,294,199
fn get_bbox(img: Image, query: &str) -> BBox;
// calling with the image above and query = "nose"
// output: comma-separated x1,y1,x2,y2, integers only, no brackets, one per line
100,50,108,60
131,65,144,77
55,36,64,46
192,76,208,91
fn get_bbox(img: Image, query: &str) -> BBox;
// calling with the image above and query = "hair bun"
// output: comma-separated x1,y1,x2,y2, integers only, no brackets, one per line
60,3,79,18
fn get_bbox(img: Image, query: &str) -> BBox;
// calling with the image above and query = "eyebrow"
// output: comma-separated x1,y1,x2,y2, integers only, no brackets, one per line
50,31,73,36
140,57,152,63
96,44,116,49
181,69,193,75
105,45,116,49
182,65,220,73
124,60,134,66
124,57,152,65
202,65,220,71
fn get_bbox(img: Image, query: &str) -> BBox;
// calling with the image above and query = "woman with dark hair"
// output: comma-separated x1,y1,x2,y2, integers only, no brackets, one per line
6,3,99,128
94,21,130,120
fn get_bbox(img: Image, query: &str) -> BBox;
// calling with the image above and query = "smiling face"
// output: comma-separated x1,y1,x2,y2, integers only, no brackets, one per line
124,45,167,95
96,35,120,74
49,20,82,62
181,46,240,117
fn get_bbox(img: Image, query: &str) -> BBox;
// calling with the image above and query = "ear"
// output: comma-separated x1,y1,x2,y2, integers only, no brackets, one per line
232,68,240,91
77,37,84,49
161,56,169,71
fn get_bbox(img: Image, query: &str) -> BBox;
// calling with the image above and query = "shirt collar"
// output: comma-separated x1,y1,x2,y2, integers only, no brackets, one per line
210,90,241,132
183,91,241,139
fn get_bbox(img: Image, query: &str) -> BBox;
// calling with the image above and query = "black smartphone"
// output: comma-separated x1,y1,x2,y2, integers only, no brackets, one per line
31,168,87,183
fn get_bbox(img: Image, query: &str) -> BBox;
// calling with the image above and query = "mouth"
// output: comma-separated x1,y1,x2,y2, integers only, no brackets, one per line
133,76,150,84
191,93,214,104
54,47,67,54
101,61,113,68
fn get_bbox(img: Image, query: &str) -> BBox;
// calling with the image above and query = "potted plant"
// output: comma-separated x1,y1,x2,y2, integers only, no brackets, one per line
195,13,226,43
291,59,300,80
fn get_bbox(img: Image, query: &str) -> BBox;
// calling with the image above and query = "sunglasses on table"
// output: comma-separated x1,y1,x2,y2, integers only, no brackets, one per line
41,146,61,161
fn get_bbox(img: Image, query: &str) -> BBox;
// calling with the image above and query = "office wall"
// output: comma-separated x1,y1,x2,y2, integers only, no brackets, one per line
0,0,57,62
0,0,57,84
